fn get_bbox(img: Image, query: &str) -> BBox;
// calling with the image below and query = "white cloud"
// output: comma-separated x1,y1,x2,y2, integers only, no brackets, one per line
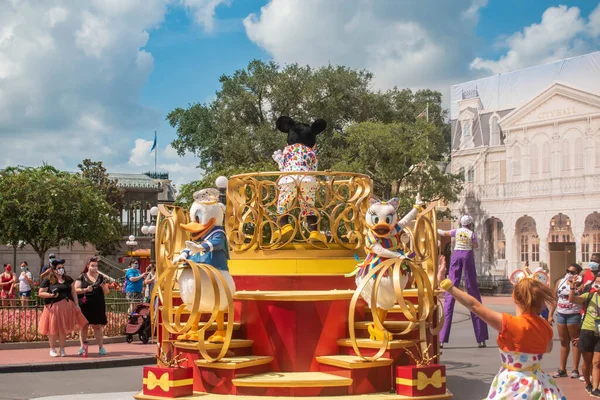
471,4,600,74
0,0,225,192
461,0,488,21
243,0,488,94
129,139,155,167
180,0,231,33
590,3,600,37
129,141,201,189
0,0,172,177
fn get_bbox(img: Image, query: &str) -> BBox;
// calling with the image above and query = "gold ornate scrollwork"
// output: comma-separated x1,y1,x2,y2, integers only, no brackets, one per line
150,205,234,363
348,203,443,361
226,171,372,251
348,258,435,361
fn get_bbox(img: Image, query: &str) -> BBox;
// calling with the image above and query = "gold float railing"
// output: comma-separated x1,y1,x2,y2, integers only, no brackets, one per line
226,171,372,251
348,204,444,361
150,204,234,362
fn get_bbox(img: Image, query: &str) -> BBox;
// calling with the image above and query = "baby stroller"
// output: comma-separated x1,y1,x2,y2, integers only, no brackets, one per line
125,302,152,344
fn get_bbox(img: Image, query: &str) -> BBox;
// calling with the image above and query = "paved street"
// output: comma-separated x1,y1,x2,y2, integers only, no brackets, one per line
0,299,584,400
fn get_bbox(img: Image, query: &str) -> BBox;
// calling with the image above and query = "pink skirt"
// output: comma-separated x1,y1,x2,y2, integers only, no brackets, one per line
38,299,89,336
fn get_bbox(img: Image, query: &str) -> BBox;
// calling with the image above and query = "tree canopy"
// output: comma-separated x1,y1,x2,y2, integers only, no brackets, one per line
77,159,125,255
168,59,462,208
0,165,122,270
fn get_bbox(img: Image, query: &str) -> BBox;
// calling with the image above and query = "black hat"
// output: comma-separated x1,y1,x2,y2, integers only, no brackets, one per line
51,259,65,267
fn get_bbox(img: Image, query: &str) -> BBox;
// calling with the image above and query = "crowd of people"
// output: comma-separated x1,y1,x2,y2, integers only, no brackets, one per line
1,261,34,307
438,214,600,398
1,254,157,357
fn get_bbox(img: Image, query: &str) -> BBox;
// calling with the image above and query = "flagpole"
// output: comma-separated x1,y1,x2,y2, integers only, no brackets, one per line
154,130,157,176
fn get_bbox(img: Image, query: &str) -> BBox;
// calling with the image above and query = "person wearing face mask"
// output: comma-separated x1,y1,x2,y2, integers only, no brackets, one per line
583,254,600,293
75,256,109,357
569,272,600,396
125,259,148,313
1,263,16,306
548,263,583,379
38,259,88,357
40,253,57,280
18,261,33,307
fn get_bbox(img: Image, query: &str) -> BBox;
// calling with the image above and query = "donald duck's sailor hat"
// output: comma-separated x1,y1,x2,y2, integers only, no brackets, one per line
193,188,220,205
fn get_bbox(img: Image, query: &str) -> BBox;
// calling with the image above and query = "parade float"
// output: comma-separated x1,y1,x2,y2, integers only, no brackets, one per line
134,121,451,399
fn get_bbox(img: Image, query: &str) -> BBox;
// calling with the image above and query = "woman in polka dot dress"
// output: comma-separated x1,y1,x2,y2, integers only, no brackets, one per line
437,259,566,400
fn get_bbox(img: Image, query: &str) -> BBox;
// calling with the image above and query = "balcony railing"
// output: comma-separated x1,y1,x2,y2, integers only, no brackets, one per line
225,171,373,251
475,175,600,200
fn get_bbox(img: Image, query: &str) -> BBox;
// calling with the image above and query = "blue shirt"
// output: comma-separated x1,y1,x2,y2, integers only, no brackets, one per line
125,268,143,293
182,227,229,271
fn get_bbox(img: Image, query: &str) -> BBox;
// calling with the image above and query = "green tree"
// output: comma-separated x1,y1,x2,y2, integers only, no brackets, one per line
333,120,462,205
77,159,126,255
0,165,122,271
168,59,461,206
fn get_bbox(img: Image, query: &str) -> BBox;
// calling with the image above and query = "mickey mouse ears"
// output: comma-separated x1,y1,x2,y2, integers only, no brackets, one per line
509,267,550,286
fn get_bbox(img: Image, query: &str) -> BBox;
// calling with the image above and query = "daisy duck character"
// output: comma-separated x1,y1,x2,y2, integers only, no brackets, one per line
437,215,489,348
356,194,423,341
174,188,236,343
272,116,327,244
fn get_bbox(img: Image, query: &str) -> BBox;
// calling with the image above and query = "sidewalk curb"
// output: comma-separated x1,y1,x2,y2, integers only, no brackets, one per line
0,355,155,373
0,336,127,350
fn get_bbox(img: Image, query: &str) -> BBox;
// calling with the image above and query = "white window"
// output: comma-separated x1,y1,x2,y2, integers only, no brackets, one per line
582,236,590,262
594,233,600,253
490,116,501,146
542,141,551,173
575,137,584,169
532,236,540,262
513,147,521,176
562,140,570,171
487,161,500,184
462,120,472,138
530,144,538,174
467,167,475,182
496,220,506,260
520,235,529,262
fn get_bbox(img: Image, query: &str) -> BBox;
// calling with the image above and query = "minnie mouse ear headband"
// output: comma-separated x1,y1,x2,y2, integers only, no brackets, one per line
509,267,549,286
51,259,66,267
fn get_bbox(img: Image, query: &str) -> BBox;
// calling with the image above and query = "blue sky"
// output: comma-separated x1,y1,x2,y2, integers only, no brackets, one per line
0,0,599,188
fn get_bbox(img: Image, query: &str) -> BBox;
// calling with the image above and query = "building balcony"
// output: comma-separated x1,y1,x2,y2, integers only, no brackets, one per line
471,174,600,200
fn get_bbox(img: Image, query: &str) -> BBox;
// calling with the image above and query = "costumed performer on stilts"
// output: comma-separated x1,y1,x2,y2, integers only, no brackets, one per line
355,194,423,341
174,188,235,343
437,259,566,400
438,214,489,347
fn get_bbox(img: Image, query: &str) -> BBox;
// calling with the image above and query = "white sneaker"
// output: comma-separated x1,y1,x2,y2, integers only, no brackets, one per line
49,349,59,357
59,348,66,357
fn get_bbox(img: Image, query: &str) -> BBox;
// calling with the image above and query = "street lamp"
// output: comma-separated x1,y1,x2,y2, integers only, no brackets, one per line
216,176,228,205
126,235,138,261
141,206,159,236
141,206,159,263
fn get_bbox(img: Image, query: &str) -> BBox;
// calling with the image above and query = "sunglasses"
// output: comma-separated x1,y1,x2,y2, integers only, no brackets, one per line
567,270,578,275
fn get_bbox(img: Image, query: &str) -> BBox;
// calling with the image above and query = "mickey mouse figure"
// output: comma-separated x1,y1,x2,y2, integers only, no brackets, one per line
272,116,327,244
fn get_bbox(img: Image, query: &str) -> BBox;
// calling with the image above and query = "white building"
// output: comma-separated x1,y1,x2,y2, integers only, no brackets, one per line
450,52,600,277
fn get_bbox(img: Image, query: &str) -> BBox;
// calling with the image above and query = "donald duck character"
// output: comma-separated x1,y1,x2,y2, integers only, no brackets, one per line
356,194,423,341
173,188,236,343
